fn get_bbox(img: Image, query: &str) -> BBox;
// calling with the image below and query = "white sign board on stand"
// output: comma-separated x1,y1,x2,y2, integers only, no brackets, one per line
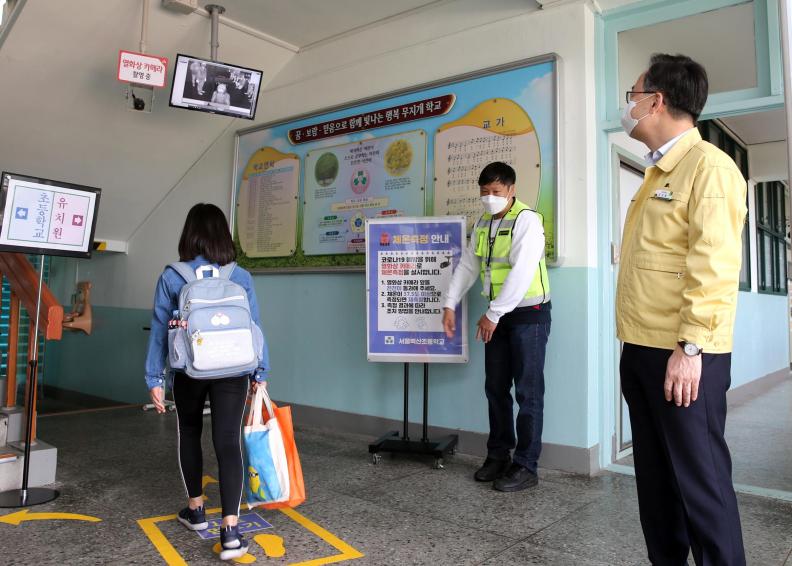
0,172,101,258
366,216,468,363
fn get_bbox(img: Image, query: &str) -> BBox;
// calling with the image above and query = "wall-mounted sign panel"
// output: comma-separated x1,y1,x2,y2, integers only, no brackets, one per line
232,55,558,271
117,50,168,88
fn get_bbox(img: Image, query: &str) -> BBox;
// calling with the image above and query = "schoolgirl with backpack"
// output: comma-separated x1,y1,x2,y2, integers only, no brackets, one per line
144,203,270,561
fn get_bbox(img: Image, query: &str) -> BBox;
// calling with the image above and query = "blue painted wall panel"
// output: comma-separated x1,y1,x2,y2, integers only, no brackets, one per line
253,267,592,448
45,266,595,449
732,291,789,388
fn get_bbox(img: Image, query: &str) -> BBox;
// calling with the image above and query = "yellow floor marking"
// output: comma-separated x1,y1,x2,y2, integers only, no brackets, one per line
278,507,364,566
138,510,199,566
0,510,102,525
137,475,363,565
212,542,257,563
254,533,286,557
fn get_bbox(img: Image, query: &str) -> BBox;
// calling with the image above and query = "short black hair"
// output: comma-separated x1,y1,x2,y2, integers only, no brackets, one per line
178,203,237,265
478,162,516,186
644,53,708,122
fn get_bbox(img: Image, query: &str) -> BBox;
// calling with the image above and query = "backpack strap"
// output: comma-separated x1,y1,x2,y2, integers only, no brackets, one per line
168,262,198,284
219,262,237,280
169,261,236,282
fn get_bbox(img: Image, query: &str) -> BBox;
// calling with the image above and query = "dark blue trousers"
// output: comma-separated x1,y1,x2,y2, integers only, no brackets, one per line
620,343,745,566
484,320,550,473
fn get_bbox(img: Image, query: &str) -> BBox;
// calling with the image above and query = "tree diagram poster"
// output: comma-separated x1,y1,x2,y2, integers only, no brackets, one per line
232,55,557,271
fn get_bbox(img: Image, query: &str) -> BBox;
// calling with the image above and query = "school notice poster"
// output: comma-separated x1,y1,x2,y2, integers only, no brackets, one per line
366,216,468,363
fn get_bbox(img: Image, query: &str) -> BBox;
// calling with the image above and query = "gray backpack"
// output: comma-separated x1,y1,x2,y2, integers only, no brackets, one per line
167,262,263,379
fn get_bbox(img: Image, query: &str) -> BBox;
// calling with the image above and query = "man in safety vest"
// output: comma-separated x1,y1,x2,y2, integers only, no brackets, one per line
442,161,551,492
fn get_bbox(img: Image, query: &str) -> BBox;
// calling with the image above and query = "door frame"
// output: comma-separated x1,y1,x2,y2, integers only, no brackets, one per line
610,146,646,461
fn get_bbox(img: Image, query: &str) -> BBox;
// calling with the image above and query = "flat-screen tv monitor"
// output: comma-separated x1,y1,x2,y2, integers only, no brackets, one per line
0,172,101,258
169,54,263,120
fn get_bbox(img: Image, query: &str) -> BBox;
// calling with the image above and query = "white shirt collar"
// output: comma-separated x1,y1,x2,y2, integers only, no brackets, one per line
644,128,694,165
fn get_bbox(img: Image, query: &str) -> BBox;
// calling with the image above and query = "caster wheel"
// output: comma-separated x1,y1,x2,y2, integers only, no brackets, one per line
371,453,382,465
433,458,444,470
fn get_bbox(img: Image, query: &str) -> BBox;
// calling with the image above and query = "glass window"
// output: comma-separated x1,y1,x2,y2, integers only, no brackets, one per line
699,120,752,290
739,228,750,289
756,182,789,295
775,240,786,293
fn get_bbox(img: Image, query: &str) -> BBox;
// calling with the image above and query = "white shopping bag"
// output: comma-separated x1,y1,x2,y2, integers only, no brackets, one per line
243,386,290,507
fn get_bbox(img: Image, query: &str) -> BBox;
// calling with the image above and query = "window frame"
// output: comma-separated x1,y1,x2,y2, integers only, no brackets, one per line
755,180,788,295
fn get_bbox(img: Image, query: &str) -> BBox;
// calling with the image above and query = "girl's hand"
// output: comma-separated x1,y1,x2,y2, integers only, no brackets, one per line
149,386,166,414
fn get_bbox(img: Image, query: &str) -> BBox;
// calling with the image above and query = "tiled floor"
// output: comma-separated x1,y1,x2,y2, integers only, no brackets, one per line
617,376,792,494
1,407,791,565
34,386,130,415
729,378,792,492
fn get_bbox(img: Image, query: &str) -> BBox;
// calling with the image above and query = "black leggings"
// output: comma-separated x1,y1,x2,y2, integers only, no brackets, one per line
172,372,248,517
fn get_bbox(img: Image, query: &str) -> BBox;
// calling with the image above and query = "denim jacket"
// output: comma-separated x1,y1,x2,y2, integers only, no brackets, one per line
144,256,270,390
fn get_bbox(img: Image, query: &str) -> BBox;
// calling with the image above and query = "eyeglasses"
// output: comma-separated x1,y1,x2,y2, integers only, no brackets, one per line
625,91,657,104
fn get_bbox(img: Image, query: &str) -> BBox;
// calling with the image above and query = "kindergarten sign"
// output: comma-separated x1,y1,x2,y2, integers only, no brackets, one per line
0,172,100,258
366,216,467,363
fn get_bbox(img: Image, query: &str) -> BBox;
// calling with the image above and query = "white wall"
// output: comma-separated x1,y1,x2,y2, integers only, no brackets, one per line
45,2,604,466
68,0,599,313
0,0,294,243
749,140,789,182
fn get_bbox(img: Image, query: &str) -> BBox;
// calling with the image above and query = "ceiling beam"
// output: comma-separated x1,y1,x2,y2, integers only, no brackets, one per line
194,7,300,53
299,0,460,53
0,0,27,52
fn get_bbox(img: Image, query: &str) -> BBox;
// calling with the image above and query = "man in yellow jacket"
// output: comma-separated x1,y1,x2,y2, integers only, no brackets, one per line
617,54,746,565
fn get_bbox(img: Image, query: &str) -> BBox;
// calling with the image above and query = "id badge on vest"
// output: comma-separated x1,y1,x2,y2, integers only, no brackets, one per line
483,269,492,296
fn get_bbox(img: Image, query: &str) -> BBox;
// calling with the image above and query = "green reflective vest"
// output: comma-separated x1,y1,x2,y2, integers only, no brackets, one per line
473,199,550,304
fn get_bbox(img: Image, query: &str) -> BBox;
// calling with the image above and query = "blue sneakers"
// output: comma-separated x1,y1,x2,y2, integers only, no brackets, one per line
219,525,249,561
177,506,208,531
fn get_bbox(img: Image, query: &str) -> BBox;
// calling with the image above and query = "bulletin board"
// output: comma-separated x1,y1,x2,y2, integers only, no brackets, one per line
231,54,558,272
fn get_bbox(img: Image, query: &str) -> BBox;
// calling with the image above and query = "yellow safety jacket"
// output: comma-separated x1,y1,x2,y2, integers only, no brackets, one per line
616,128,747,353
473,199,550,304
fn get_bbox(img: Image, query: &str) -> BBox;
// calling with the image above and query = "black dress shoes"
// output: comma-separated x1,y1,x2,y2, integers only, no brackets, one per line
474,457,511,482
493,463,538,492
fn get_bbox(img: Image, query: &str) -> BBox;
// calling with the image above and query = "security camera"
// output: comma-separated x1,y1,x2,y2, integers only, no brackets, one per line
131,91,146,111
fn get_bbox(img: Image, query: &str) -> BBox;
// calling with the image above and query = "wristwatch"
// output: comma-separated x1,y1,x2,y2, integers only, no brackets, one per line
679,341,703,356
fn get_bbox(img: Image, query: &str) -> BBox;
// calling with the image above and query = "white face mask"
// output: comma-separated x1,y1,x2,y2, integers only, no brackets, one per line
620,95,654,135
481,194,510,215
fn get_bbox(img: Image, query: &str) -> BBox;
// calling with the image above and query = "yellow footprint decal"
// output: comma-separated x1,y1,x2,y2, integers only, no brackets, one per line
212,542,256,563
255,533,286,558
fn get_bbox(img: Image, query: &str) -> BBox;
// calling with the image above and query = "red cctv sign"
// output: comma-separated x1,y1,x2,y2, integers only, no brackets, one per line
117,50,168,88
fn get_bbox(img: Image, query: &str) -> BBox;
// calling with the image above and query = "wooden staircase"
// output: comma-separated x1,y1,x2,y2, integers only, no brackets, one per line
0,253,62,490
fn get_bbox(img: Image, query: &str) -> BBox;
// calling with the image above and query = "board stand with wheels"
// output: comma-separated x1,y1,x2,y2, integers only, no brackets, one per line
368,362,458,470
